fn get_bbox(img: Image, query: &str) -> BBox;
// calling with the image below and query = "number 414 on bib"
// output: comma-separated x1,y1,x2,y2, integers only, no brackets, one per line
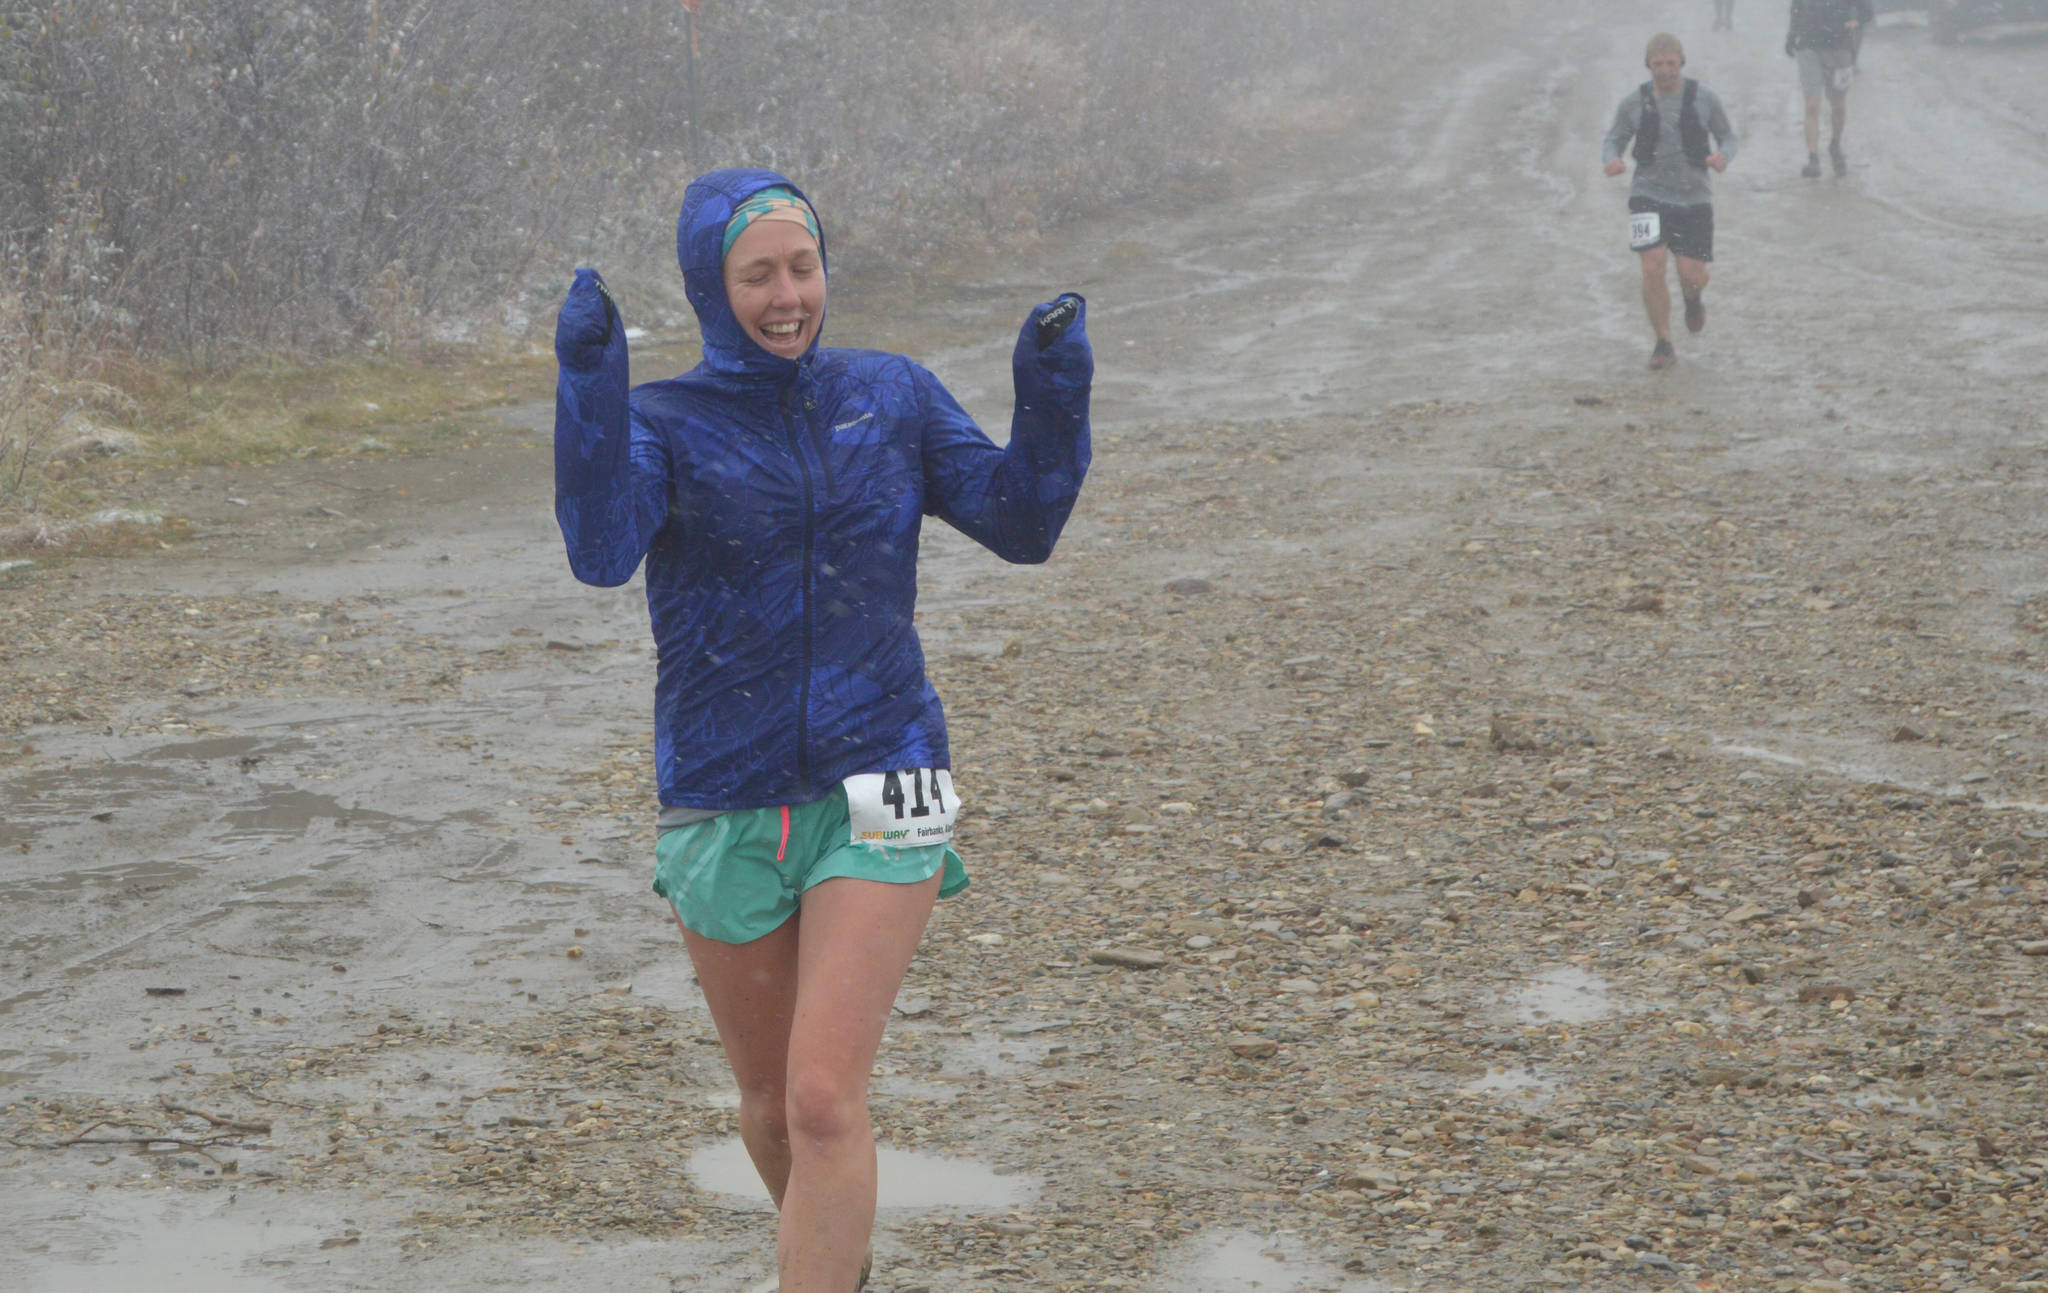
844,768,960,847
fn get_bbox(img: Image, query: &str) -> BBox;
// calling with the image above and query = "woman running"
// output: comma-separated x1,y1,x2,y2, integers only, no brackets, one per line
551,167,1092,1291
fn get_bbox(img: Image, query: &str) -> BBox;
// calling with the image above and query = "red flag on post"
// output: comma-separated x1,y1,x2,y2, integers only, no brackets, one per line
682,0,700,55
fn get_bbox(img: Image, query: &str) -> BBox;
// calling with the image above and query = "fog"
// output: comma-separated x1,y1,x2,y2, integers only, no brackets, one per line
7,3,2048,1288
6,0,2045,365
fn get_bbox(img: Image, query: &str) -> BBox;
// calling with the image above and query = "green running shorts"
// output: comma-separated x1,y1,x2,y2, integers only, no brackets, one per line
653,786,968,945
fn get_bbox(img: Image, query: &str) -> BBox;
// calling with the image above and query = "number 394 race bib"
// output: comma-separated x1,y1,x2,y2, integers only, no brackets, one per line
844,769,960,849
1628,210,1662,252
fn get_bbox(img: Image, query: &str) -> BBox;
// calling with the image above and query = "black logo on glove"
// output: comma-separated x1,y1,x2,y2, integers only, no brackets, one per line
1035,295,1081,350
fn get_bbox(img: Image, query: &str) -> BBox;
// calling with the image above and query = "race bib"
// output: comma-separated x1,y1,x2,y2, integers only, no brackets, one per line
1628,210,1662,252
1831,64,1855,93
844,768,959,849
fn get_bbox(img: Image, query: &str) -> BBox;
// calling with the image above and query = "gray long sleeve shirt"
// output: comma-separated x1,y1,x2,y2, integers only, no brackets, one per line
1603,82,1739,207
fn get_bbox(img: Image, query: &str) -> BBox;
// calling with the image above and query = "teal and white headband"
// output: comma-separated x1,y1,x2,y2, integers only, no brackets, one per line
722,187,821,258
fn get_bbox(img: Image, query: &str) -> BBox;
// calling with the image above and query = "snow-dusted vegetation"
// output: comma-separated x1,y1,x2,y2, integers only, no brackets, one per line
1,0,1365,357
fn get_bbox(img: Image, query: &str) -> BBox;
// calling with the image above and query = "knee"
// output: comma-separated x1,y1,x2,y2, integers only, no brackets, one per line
784,1066,866,1149
738,1084,790,1143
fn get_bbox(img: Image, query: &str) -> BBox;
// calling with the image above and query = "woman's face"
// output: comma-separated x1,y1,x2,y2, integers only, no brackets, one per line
722,220,825,360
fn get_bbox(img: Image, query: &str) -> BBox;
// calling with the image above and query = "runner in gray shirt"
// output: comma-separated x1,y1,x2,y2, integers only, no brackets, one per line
1603,33,1739,369
1787,0,1873,178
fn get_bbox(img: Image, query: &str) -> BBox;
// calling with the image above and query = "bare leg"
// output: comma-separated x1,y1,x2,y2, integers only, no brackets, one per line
1640,245,1672,343
1804,96,1823,156
776,873,941,1291
678,909,799,1205
1676,255,1709,302
1828,88,1848,146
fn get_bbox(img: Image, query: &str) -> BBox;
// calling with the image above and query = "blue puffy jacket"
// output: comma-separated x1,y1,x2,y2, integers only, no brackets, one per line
554,167,1092,812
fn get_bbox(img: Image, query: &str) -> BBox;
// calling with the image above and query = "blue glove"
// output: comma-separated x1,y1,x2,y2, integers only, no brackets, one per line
1013,293,1091,386
1018,292,1087,357
1033,294,1083,350
555,268,621,370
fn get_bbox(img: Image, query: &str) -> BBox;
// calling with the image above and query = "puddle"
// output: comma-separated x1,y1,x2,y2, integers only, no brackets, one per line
0,986,54,1020
219,787,404,838
1161,1230,1399,1292
492,919,556,937
1456,1064,1566,1105
2,732,307,840
1981,798,2048,814
1850,1088,1944,1117
627,957,706,1009
0,733,409,855
687,1138,1036,1212
873,1076,961,1104
1716,742,2048,818
0,1046,42,1087
11,1191,325,1291
0,857,206,903
933,1030,1057,1079
0,763,188,828
148,734,307,764
690,1076,959,1116
1512,966,1617,1024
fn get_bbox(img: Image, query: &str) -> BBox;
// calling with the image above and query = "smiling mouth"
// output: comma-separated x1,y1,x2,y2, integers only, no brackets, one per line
761,320,806,343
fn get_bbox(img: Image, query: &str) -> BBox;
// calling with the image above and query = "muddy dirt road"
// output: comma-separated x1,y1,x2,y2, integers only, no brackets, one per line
5,2,2047,1290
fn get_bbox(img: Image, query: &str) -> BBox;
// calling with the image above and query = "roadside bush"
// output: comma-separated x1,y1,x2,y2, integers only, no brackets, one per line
2,0,1373,360
0,183,132,513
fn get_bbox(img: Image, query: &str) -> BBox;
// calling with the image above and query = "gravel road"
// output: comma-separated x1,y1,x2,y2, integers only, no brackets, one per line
4,3,2045,1290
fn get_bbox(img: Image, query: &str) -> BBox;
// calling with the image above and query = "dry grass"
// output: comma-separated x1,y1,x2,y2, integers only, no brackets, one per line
110,346,552,466
0,334,552,551
0,284,109,521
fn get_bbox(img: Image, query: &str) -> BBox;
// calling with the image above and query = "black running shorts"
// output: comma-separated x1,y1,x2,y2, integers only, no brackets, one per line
1628,196,1714,263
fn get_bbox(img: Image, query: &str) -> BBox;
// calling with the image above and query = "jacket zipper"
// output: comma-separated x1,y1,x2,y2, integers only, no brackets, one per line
779,377,818,796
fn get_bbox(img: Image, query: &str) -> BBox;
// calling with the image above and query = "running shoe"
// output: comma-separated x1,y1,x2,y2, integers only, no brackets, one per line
1648,339,1677,370
1829,140,1847,176
1684,293,1705,334
1802,153,1822,179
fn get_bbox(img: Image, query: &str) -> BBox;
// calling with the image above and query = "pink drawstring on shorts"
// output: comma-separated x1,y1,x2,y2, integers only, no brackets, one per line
777,804,790,862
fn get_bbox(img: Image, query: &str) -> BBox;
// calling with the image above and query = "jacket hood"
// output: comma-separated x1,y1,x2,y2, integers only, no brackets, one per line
678,167,828,382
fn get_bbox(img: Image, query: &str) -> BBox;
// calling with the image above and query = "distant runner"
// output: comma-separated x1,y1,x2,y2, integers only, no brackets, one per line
1787,0,1874,177
1603,33,1740,370
1714,0,1736,32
